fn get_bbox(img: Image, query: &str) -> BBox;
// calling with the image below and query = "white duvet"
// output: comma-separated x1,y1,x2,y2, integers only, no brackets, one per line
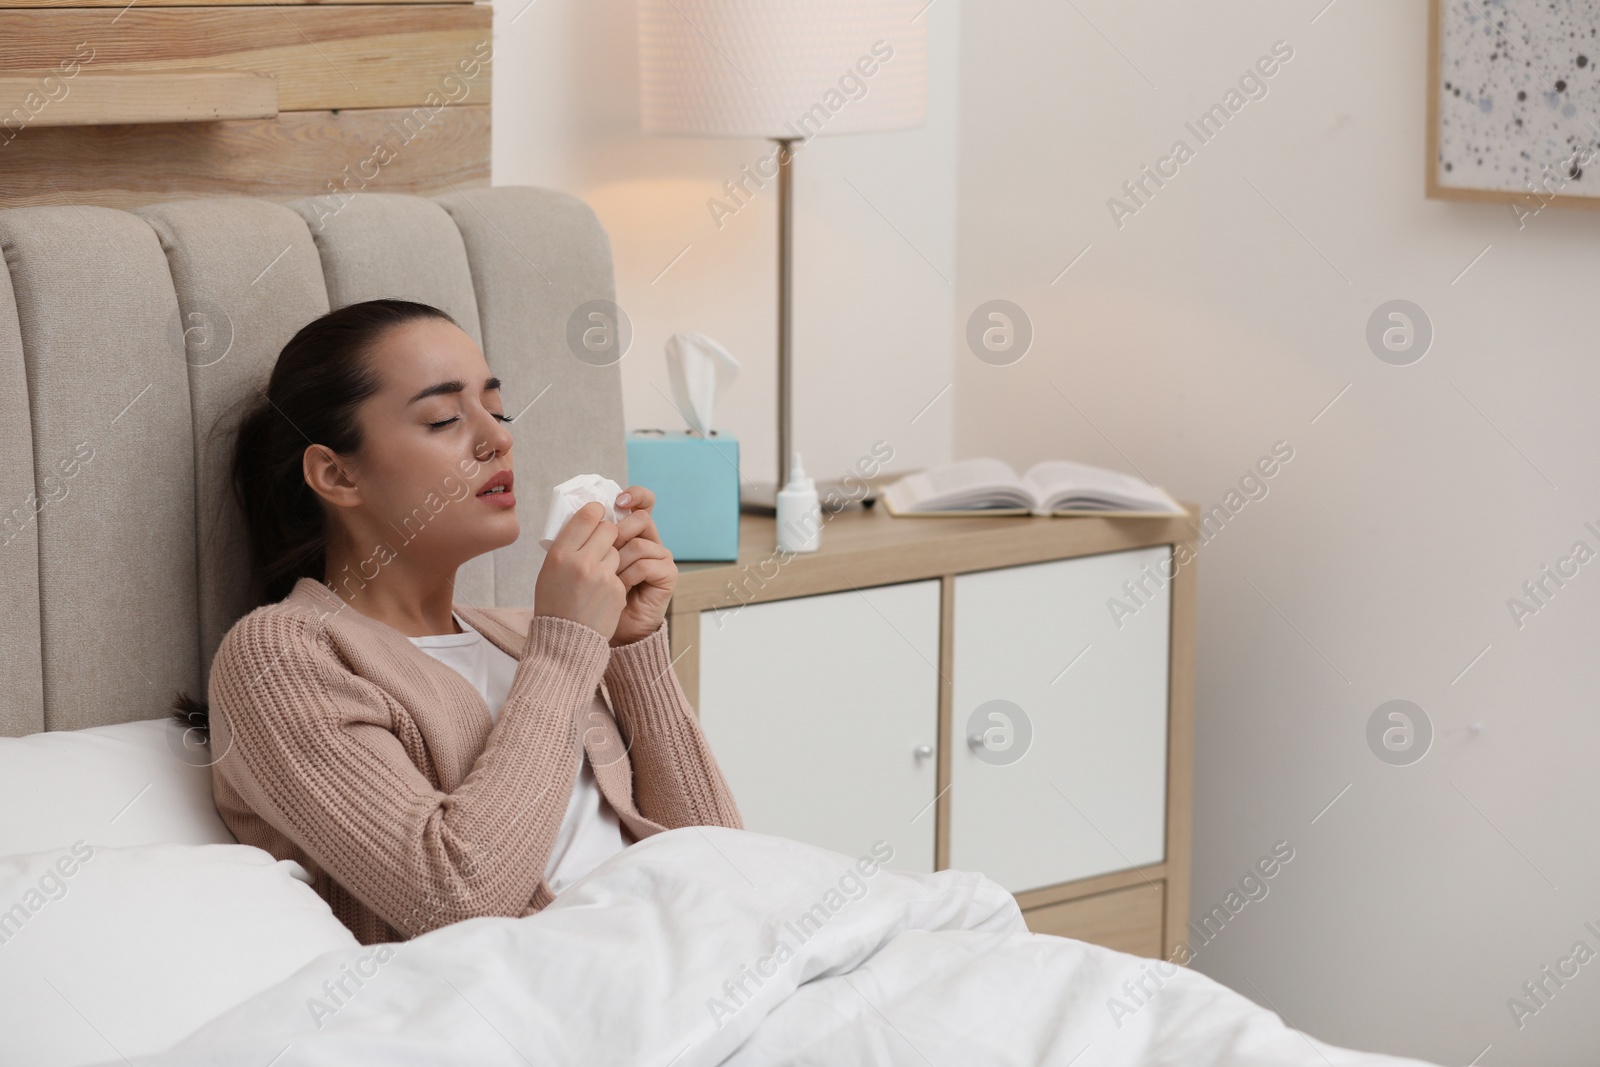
103,827,1446,1066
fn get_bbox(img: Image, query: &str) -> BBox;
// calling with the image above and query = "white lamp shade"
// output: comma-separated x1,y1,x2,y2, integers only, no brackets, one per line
638,0,928,139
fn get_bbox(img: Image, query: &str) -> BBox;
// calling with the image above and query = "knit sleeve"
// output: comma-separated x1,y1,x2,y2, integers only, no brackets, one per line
208,607,610,939
601,618,744,831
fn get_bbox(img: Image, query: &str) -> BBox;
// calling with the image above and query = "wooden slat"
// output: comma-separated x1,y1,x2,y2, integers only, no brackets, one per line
0,6,491,112
0,69,276,126
1023,882,1165,957
0,104,488,210
933,574,954,872
1,0,472,6
1163,540,1196,963
674,505,1200,612
1013,863,1166,911
1425,183,1600,210
1423,0,1441,203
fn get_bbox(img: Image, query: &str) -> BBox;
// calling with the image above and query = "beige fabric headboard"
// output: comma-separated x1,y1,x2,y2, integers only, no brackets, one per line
0,186,628,737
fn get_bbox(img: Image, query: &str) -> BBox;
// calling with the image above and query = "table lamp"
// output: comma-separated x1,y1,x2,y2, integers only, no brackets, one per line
638,0,927,510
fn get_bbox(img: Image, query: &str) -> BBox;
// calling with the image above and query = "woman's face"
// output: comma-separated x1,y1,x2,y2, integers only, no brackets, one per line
326,317,519,567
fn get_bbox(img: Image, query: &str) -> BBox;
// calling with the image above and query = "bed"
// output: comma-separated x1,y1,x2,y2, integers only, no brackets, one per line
0,187,1448,1066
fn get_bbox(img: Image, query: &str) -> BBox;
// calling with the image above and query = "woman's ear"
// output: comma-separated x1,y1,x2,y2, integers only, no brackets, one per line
303,444,362,509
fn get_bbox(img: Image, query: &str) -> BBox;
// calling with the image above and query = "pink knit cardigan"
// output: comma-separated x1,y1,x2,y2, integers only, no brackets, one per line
208,576,743,945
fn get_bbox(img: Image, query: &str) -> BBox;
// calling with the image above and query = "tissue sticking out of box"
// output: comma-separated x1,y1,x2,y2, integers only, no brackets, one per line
539,473,632,549
666,332,739,438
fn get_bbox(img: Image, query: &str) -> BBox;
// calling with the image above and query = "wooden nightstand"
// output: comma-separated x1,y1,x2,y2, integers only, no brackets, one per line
667,502,1197,961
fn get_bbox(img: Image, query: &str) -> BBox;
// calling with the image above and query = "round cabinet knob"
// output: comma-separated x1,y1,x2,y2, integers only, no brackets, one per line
913,744,933,759
967,733,986,751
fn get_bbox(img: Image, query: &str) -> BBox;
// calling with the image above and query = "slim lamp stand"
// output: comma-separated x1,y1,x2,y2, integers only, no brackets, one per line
740,136,869,516
775,136,795,497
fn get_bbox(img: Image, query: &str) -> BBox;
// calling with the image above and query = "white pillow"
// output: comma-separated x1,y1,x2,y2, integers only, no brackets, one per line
0,842,361,1066
0,718,236,855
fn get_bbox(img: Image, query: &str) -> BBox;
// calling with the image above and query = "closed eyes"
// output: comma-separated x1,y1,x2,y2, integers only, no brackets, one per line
428,414,514,430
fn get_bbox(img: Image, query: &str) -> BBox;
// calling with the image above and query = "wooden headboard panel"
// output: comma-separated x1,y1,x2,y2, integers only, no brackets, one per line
0,0,491,209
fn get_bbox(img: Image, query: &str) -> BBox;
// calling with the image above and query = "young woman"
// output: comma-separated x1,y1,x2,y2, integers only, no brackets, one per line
174,298,742,946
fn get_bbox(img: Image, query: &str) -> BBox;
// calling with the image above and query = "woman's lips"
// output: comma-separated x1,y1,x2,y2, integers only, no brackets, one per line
476,468,514,507
477,487,516,509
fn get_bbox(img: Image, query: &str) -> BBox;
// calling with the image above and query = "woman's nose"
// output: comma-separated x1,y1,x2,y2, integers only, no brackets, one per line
475,410,514,461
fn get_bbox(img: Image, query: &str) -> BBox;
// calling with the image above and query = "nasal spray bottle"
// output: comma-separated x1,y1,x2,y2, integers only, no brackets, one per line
775,451,821,553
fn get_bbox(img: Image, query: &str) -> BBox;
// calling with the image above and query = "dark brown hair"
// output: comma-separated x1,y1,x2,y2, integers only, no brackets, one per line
171,298,460,733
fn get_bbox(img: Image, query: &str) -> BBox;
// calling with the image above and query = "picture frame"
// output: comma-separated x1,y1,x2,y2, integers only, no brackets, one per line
1426,0,1600,215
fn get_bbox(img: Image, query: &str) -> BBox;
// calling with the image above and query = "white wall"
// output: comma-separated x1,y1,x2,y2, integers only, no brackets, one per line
955,2,1600,1065
489,0,959,490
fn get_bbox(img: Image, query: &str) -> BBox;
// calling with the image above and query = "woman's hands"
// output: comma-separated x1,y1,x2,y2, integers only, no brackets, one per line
530,485,676,647
533,502,626,640
608,485,677,647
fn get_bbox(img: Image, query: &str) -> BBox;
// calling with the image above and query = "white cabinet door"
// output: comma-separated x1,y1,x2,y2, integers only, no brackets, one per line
950,547,1171,893
696,580,941,873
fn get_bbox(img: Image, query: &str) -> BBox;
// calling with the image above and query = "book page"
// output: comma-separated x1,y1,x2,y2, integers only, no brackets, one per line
1022,460,1183,513
882,458,1036,512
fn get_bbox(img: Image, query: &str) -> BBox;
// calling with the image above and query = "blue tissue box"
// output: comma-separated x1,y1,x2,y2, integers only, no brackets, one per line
625,429,740,561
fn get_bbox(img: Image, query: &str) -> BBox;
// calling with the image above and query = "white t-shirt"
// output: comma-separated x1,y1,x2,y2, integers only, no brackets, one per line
408,611,631,895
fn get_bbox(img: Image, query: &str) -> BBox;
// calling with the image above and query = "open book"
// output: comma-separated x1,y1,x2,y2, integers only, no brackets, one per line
880,458,1185,518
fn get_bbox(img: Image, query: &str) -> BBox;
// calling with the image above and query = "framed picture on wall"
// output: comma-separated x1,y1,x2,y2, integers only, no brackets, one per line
1426,0,1600,217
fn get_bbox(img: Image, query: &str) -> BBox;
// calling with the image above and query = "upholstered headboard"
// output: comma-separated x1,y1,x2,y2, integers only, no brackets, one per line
0,187,627,737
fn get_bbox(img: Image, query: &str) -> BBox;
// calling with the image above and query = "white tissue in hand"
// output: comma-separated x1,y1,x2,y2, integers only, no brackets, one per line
539,473,631,549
